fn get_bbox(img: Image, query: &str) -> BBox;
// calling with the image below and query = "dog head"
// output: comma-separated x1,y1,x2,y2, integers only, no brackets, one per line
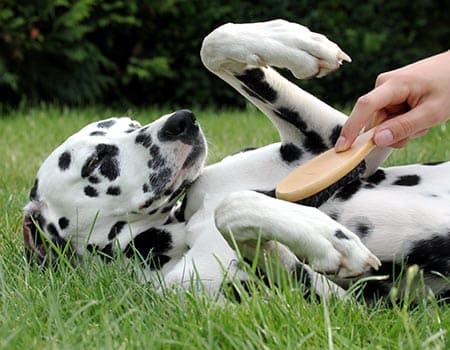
23,109,206,263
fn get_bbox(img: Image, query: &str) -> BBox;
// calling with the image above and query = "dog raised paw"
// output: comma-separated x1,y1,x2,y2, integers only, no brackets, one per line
201,19,351,78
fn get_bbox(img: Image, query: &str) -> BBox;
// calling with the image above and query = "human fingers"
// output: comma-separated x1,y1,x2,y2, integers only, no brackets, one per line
382,129,428,149
411,128,429,139
335,81,410,152
372,104,433,147
388,138,410,149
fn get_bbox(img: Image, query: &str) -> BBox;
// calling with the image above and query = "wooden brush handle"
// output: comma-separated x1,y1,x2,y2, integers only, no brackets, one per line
276,129,376,202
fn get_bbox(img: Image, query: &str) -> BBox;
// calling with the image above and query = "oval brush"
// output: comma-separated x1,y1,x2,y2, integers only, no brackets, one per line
276,129,376,203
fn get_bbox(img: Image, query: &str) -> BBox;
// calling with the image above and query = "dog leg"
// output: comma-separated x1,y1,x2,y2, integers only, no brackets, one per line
201,19,391,171
215,191,380,278
237,239,347,299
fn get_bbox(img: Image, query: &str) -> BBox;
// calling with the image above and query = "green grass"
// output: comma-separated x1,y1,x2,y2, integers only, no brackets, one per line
0,105,449,349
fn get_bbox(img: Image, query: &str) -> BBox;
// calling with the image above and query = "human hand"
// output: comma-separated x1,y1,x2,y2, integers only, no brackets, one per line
335,50,450,151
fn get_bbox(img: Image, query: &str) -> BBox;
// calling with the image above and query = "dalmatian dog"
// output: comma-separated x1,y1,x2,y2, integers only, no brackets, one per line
23,20,450,299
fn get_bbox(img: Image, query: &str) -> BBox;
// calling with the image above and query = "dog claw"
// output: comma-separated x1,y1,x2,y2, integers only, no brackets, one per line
367,255,381,271
337,51,352,64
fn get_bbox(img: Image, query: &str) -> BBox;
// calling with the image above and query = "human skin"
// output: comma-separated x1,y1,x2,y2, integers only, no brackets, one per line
335,50,450,151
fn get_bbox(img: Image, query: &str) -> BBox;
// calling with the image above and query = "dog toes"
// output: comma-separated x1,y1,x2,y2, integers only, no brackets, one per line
335,253,381,278
308,231,381,278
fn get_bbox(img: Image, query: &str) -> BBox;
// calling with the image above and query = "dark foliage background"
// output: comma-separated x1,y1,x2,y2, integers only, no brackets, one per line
0,0,448,108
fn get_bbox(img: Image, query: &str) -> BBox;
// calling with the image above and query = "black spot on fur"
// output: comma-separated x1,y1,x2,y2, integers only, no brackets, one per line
365,169,386,185
408,234,450,274
235,68,277,103
97,143,118,157
273,107,327,154
106,186,121,196
108,221,127,240
87,243,114,261
140,198,153,209
81,158,97,178
147,145,165,169
161,206,173,214
58,217,69,230
142,184,149,193
148,209,158,215
86,244,97,253
81,144,120,180
84,186,98,197
393,175,421,186
88,176,100,184
40,222,68,253
135,133,153,148
280,143,303,163
98,157,120,181
273,107,307,131
149,168,172,195
58,151,71,171
47,223,59,238
124,228,173,269
90,131,106,136
357,223,371,237
241,86,266,103
100,243,114,261
149,144,160,158
303,130,327,154
335,229,349,240
97,120,115,128
335,179,363,201
29,178,39,200
361,234,450,299
329,125,343,145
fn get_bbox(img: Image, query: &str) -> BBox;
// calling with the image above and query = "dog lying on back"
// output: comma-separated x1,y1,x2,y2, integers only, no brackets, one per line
24,20,450,299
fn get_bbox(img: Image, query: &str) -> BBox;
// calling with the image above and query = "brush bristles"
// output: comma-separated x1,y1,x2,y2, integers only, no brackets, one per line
296,161,366,207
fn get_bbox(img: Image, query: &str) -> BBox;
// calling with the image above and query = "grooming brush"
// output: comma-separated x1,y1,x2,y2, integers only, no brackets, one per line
276,129,376,205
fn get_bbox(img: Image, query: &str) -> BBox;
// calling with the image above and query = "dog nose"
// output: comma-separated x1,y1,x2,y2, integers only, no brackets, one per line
159,109,198,142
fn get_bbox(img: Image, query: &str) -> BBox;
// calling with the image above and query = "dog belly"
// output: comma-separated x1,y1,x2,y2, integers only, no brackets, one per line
321,188,450,260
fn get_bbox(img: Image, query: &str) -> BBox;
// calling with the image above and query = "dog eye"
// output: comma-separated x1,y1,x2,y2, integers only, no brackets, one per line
87,156,103,169
81,152,107,178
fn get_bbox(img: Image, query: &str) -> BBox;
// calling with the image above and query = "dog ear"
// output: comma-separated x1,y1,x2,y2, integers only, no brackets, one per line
23,207,47,264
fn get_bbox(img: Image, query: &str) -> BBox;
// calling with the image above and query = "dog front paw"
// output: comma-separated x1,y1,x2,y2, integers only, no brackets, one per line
308,227,381,278
201,19,351,78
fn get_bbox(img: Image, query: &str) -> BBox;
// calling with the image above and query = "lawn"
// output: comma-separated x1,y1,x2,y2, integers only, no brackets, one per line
0,105,449,349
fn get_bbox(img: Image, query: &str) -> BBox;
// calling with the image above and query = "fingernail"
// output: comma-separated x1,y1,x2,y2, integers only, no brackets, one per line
374,129,394,147
334,136,347,152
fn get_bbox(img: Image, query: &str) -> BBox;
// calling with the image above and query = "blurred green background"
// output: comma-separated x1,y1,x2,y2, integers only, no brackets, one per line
1,0,448,108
